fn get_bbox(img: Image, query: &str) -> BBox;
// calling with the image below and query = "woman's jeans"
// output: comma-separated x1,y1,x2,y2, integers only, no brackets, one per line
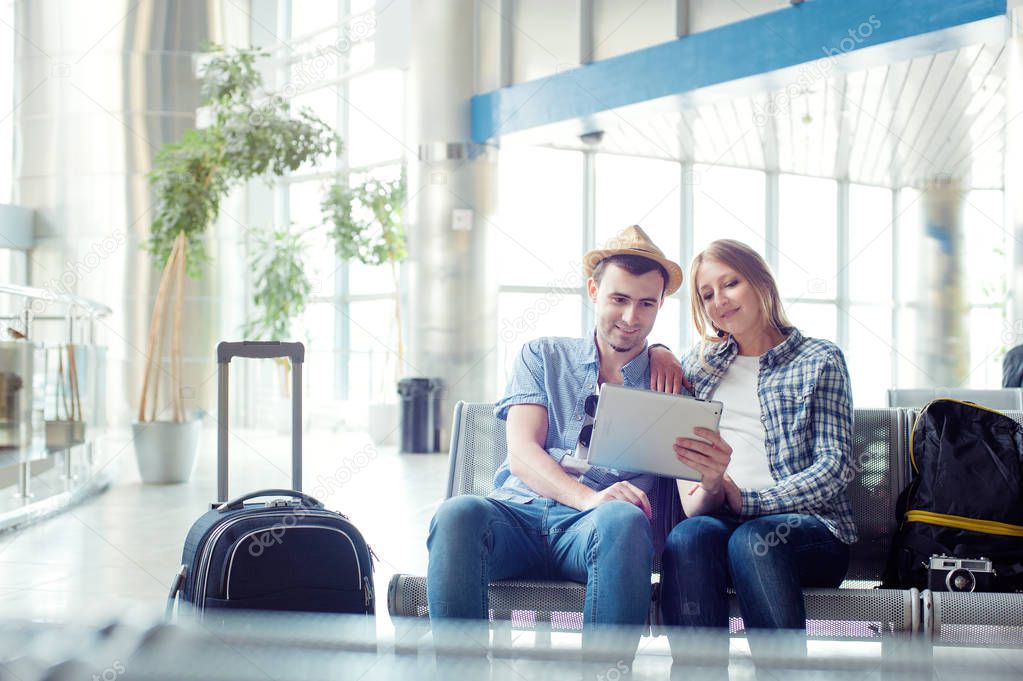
427,495,654,655
660,513,849,661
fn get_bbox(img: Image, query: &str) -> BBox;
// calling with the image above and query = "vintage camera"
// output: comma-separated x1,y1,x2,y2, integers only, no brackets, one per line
927,555,995,592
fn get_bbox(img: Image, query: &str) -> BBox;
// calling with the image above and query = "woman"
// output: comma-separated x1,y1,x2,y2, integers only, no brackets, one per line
661,239,856,658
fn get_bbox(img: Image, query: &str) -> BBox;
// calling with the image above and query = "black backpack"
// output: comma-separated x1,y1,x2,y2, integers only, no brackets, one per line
882,399,1023,591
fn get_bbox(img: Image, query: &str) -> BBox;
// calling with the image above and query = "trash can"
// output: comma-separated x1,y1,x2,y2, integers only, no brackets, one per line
398,377,444,453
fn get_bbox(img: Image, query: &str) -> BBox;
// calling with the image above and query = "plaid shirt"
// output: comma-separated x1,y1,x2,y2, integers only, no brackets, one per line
683,328,858,544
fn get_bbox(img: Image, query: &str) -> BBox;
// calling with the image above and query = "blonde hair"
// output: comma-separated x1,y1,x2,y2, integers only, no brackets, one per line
690,239,792,348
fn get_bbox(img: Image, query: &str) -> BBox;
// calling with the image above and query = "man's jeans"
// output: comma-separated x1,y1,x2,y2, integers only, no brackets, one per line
660,513,849,661
426,495,654,653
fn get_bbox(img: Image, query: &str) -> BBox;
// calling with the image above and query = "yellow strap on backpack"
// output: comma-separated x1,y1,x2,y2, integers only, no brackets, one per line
906,510,1023,538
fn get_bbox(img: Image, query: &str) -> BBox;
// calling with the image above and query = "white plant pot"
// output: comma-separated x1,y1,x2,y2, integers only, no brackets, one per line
132,420,201,484
367,403,398,446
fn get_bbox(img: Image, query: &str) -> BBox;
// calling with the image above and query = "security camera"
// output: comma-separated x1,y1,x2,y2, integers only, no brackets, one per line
579,130,604,146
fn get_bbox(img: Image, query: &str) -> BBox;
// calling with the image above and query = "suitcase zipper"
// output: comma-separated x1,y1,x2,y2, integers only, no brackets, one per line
363,576,374,609
224,525,364,599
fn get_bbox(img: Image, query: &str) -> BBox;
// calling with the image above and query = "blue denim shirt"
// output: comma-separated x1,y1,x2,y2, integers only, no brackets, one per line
492,335,687,553
683,328,858,544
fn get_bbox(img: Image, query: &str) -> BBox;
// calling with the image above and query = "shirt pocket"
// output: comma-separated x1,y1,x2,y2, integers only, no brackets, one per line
773,384,817,443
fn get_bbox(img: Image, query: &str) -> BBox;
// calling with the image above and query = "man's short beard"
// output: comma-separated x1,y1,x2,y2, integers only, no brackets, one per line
608,342,631,352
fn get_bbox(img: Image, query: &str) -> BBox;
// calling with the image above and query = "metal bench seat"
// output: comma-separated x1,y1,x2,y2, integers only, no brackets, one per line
389,402,919,640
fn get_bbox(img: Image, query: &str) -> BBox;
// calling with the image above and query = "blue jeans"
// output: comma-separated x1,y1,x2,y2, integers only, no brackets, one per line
661,513,849,660
426,495,654,652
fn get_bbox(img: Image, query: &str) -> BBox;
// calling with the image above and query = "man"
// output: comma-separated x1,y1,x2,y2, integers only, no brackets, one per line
426,225,687,655
1003,344,1023,388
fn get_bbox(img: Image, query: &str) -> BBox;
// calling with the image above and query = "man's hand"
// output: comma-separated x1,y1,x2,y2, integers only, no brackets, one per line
649,346,692,394
578,481,652,519
722,474,742,514
674,427,732,492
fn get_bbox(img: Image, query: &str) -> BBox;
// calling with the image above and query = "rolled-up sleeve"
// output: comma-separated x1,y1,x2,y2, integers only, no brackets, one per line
495,340,549,421
739,349,854,517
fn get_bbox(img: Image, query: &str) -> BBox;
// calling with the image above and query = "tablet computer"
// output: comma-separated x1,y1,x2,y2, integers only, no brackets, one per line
586,383,723,481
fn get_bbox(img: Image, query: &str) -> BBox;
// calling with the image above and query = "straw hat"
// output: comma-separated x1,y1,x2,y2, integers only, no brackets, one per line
582,225,683,296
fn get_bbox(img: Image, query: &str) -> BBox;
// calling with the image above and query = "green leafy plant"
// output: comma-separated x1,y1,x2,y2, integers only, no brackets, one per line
323,169,408,367
144,45,338,277
243,227,313,341
138,46,339,423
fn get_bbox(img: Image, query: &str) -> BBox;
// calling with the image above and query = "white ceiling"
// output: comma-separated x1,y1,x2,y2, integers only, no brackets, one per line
530,40,1009,190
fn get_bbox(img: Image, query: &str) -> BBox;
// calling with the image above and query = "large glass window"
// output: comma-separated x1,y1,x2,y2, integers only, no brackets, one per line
778,174,837,302
846,183,894,406
847,304,892,407
290,0,339,40
778,174,838,343
497,293,583,390
848,185,893,305
692,165,766,254
890,187,1008,390
893,188,922,388
0,0,13,204
964,189,1009,388
496,145,584,288
347,70,405,167
786,302,837,344
595,153,682,351
595,154,680,261
496,146,585,391
258,2,407,409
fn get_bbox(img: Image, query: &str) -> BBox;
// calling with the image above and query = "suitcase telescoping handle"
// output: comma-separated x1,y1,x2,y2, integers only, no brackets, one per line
216,341,305,503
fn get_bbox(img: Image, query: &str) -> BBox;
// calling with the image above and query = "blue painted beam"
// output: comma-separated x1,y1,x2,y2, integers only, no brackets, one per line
471,0,1008,144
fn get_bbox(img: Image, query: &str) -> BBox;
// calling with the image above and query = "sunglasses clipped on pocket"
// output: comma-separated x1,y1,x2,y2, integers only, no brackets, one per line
576,393,599,451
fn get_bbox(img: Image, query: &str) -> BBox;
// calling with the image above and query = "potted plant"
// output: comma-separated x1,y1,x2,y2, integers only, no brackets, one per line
322,169,407,444
133,46,338,483
243,225,313,429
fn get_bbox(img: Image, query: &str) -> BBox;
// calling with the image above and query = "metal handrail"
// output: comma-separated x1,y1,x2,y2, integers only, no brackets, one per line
0,283,112,318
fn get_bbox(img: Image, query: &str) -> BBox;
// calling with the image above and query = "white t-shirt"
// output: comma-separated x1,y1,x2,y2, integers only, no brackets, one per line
710,354,775,490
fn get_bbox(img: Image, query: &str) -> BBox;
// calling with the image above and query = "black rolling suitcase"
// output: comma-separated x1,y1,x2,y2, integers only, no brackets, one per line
167,341,375,618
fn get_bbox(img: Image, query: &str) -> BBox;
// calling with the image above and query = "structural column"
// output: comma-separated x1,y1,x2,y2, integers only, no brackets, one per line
407,0,498,431
13,0,239,425
918,178,967,387
1008,15,1023,344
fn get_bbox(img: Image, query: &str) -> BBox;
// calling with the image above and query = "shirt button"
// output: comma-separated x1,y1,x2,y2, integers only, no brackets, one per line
760,415,767,422
576,415,583,421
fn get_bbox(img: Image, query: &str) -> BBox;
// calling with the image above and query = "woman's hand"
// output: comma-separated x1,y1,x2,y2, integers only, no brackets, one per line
649,346,692,394
673,427,732,492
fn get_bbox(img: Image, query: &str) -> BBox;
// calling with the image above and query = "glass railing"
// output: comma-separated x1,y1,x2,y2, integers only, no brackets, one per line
0,284,110,506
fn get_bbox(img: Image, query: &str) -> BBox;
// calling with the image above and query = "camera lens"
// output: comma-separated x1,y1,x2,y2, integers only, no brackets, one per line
945,568,976,592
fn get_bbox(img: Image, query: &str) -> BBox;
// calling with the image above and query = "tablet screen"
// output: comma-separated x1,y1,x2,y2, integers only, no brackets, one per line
587,384,723,481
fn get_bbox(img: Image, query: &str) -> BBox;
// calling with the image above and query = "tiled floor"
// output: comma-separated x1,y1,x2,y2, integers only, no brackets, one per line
0,424,449,633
